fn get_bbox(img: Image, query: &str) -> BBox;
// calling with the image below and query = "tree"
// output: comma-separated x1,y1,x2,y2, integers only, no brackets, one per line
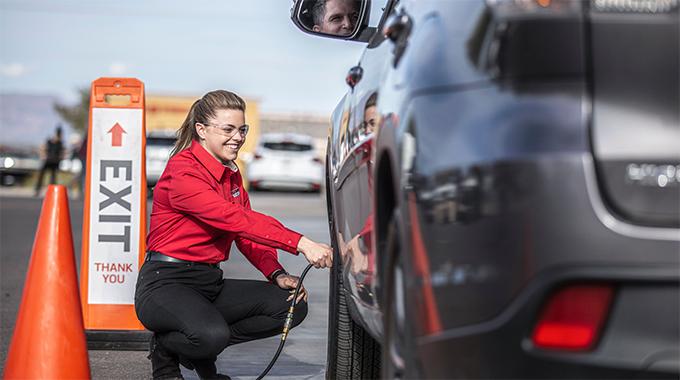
54,87,90,134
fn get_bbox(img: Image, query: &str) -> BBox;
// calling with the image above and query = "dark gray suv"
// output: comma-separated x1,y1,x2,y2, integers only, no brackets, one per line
292,0,679,378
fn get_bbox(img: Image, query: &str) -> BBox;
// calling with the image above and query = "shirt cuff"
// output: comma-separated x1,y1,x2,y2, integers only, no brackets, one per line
280,232,303,255
262,261,285,282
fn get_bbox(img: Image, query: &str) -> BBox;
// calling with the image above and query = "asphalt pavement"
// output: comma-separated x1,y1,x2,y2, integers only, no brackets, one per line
0,186,331,380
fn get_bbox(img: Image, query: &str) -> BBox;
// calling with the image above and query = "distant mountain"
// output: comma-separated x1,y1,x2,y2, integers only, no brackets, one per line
0,93,71,148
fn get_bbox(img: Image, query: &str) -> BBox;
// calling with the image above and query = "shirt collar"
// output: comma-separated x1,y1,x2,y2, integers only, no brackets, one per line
224,160,238,172
189,140,229,181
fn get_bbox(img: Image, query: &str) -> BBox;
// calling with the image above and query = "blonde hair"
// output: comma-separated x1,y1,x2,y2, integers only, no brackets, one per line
171,90,246,157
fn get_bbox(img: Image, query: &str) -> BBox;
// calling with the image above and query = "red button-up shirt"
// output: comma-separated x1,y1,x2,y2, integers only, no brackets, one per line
146,140,302,278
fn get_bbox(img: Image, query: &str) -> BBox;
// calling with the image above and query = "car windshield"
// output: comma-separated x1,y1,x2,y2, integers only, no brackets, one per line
263,142,312,152
147,137,176,146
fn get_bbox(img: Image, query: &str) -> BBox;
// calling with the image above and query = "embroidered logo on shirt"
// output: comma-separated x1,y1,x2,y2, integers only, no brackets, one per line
231,188,240,198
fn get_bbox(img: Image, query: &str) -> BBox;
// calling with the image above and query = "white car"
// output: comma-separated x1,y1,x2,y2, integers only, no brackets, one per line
145,130,176,189
247,133,323,192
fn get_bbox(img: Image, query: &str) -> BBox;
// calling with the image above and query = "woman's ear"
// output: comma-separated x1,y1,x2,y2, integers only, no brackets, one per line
195,123,207,140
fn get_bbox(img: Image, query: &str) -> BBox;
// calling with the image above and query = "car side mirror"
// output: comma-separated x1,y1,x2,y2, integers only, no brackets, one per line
291,0,376,42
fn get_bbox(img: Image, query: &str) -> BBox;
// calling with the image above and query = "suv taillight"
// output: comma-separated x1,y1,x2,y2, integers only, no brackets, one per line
531,283,615,351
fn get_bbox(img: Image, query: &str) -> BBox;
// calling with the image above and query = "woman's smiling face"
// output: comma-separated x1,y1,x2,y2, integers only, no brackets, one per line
196,108,246,164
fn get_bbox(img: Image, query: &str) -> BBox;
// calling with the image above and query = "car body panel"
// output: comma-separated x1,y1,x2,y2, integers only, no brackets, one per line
589,8,680,227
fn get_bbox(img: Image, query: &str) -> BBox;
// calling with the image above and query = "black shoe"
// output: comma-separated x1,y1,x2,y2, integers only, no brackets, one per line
179,357,230,380
148,334,185,380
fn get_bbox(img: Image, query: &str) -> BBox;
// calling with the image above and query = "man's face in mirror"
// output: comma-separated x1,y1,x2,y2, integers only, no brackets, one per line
313,0,359,36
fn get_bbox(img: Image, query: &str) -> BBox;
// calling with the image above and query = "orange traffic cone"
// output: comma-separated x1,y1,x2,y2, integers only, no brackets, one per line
3,185,91,379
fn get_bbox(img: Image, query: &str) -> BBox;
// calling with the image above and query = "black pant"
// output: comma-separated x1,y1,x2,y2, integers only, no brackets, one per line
134,260,307,359
35,161,59,191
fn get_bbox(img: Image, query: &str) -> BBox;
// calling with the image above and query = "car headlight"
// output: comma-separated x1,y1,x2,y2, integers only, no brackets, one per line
3,157,15,168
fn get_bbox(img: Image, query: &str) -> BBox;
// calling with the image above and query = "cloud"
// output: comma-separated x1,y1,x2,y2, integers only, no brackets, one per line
0,63,29,77
109,62,128,75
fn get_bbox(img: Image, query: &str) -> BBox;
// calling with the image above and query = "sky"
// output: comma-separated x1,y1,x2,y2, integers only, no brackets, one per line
0,0,375,116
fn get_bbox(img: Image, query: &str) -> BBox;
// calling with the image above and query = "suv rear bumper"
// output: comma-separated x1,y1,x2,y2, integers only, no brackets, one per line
417,264,679,379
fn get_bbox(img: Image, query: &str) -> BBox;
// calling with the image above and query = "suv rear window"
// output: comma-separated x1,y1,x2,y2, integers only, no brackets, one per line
263,142,312,152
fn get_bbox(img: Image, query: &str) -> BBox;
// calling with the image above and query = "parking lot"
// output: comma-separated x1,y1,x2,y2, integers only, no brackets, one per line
0,188,331,380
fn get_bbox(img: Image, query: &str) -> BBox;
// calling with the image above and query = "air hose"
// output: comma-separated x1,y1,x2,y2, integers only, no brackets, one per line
256,263,314,380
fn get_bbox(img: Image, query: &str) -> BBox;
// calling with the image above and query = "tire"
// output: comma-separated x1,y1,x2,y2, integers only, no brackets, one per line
326,256,381,380
326,179,381,379
381,212,419,379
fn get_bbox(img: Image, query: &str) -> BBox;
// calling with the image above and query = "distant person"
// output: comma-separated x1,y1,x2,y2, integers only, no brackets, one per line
134,90,333,380
312,0,360,36
35,126,64,196
77,133,87,195
66,133,87,199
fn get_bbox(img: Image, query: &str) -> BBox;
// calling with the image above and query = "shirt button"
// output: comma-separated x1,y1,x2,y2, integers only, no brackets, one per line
288,240,292,244
265,235,269,238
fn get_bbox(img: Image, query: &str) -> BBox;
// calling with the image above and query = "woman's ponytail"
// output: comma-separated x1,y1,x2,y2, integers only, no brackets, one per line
171,99,201,157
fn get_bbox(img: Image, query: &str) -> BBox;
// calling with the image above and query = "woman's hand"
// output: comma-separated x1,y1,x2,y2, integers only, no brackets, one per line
297,236,333,269
275,274,307,304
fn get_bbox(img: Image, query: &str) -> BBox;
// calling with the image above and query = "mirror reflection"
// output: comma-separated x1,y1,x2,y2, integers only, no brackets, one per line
298,0,361,36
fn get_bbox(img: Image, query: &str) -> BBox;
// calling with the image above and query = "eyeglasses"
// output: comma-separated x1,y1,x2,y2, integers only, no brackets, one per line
200,123,249,138
360,119,375,130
